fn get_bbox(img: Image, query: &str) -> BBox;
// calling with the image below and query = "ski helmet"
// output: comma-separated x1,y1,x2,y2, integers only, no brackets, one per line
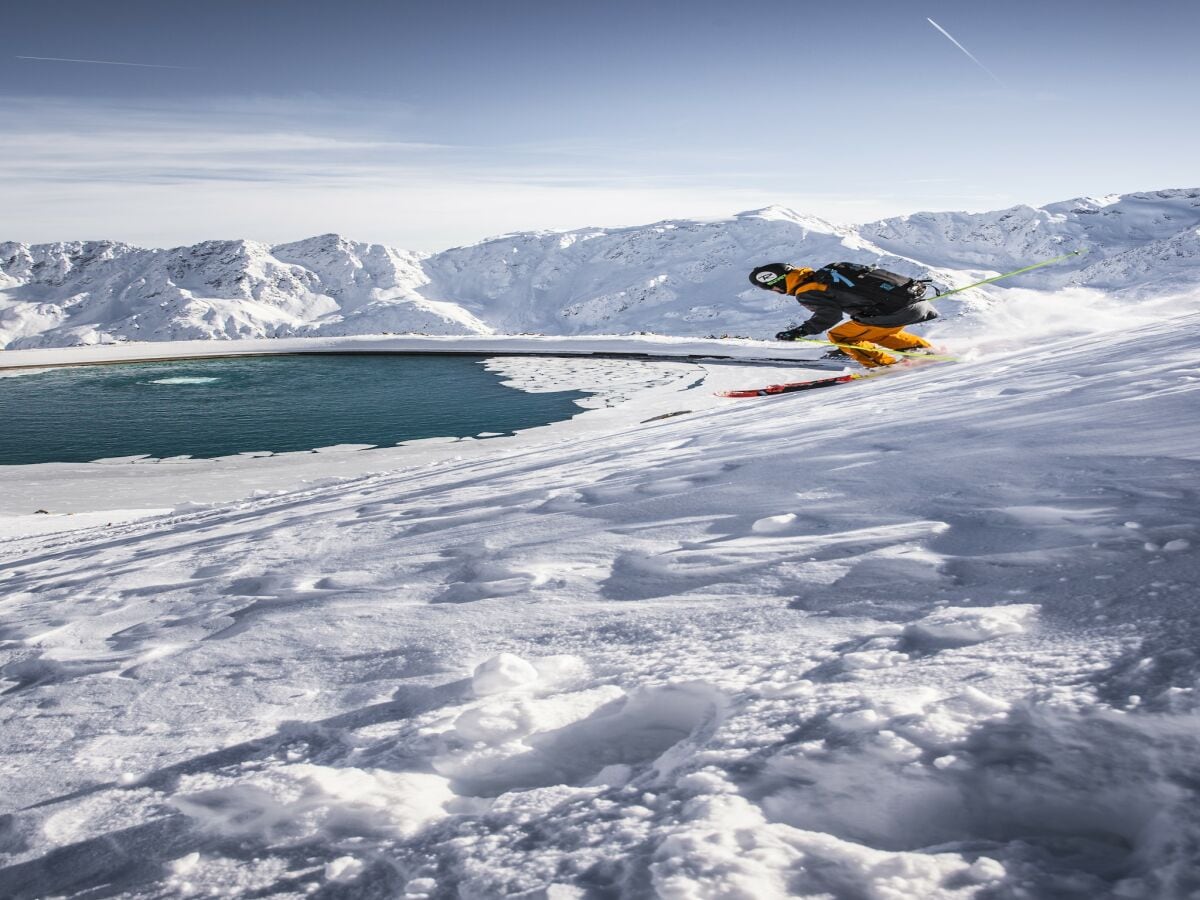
749,263,794,289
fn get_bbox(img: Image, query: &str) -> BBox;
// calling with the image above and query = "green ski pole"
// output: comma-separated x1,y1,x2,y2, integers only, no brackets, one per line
929,248,1087,301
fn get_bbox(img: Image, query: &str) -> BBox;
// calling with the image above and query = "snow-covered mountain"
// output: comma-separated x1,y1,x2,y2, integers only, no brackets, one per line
421,207,886,337
0,236,490,349
3,188,1198,349
861,188,1200,293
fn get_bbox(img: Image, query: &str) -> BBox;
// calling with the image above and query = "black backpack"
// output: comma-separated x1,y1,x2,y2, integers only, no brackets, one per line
815,262,930,315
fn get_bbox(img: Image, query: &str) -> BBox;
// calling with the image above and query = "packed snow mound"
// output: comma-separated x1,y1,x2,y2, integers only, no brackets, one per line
904,604,1039,648
3,186,1200,348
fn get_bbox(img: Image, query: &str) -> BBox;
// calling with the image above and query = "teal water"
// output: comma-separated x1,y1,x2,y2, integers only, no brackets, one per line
0,354,588,466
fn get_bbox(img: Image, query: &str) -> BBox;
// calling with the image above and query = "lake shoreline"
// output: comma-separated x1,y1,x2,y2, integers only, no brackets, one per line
0,345,840,535
0,332,822,372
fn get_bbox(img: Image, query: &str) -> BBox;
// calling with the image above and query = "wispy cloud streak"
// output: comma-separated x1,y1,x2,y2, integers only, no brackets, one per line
16,55,196,70
0,95,993,248
925,19,1007,88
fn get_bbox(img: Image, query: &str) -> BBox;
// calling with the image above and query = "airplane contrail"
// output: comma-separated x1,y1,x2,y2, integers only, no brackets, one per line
16,55,196,70
925,18,1007,88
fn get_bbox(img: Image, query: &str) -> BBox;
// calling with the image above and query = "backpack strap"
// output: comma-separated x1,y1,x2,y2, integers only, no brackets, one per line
784,268,828,295
815,262,871,289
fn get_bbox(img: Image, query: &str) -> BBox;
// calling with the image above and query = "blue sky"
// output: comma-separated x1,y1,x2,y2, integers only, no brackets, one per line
2,0,1197,249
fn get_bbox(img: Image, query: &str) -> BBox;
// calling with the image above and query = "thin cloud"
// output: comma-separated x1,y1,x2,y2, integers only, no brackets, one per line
0,94,419,138
16,55,198,70
0,131,453,157
0,96,458,189
0,94,996,249
925,19,1007,88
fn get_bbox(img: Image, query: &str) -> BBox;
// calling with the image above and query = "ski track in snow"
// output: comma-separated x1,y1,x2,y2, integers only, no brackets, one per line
1,310,1199,898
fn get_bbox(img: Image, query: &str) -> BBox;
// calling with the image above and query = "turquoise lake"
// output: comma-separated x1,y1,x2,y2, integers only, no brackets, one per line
0,354,589,466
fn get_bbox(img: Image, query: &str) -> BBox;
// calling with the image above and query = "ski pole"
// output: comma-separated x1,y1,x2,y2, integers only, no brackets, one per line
789,337,957,361
929,248,1087,300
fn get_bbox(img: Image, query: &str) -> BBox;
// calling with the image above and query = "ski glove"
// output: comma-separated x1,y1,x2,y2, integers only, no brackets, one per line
775,327,813,341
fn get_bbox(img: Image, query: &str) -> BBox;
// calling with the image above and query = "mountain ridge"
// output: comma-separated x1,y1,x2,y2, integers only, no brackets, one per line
3,187,1198,349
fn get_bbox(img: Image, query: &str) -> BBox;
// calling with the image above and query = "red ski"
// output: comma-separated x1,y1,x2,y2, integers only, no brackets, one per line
716,373,859,398
717,358,949,399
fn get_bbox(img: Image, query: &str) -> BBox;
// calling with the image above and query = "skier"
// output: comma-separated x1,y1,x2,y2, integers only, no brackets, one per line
749,262,938,368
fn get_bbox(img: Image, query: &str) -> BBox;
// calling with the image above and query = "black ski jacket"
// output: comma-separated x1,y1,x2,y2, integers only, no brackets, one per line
793,294,939,335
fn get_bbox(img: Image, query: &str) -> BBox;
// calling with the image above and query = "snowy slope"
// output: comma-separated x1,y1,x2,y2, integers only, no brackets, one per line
4,187,1199,349
1,311,1198,898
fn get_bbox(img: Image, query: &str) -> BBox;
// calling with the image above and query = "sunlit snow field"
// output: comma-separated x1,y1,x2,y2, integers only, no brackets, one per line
0,288,1198,898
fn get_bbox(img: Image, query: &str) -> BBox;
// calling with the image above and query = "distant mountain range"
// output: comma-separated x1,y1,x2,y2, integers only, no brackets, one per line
2,188,1198,349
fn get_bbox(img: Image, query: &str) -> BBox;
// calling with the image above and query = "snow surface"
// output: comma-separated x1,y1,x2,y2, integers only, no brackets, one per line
4,187,1200,349
2,270,1199,897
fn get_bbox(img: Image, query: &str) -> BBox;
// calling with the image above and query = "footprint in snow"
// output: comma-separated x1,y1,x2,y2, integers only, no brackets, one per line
533,490,584,513
400,506,510,536
901,604,1039,652
313,571,377,590
190,562,241,579
227,574,320,597
200,575,344,641
432,654,726,796
429,544,538,604
0,654,124,695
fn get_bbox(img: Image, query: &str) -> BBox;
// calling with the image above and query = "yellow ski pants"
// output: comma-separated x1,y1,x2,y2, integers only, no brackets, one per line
827,321,932,368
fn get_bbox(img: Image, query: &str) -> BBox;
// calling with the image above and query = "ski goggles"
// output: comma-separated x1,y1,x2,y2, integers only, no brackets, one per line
753,271,790,288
